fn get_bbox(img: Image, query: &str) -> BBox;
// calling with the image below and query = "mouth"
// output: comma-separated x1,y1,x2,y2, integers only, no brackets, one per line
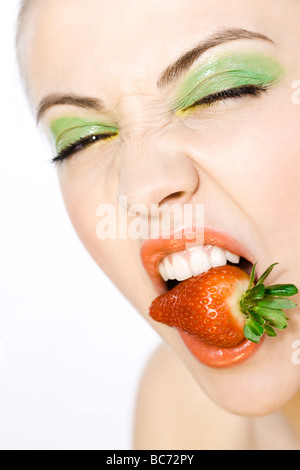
162,248,253,292
141,227,256,293
141,226,262,368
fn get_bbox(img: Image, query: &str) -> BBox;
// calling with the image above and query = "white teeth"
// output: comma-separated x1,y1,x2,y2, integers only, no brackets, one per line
158,245,241,283
189,248,211,276
164,258,176,280
171,254,192,281
159,262,169,282
210,246,227,268
225,250,240,264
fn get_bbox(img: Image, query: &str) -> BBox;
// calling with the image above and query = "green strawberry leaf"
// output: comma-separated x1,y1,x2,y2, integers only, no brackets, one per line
263,324,277,337
253,306,288,329
265,284,299,297
249,311,265,326
244,284,265,300
256,263,278,286
256,298,297,310
244,324,262,343
240,263,298,342
246,316,264,337
248,263,257,289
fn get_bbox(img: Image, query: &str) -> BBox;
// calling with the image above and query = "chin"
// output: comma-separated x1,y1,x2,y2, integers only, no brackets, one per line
182,332,300,417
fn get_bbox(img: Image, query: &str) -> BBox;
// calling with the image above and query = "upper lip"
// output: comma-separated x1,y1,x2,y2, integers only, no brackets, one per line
140,226,256,293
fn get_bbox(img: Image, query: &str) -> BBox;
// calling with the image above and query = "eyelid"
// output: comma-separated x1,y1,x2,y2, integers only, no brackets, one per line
174,51,285,111
175,71,271,112
51,120,119,154
177,84,268,116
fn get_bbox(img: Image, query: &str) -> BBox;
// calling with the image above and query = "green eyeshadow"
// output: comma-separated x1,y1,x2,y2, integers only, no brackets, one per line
175,51,285,111
50,117,118,154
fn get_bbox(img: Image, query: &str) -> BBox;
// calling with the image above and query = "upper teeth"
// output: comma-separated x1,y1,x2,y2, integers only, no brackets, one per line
158,246,240,282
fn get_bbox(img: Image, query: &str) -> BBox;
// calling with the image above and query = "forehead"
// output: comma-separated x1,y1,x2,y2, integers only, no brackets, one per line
22,0,287,108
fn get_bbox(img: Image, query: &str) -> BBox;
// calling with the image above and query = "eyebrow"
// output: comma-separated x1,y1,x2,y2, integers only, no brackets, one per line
157,28,274,88
36,94,104,122
37,28,273,122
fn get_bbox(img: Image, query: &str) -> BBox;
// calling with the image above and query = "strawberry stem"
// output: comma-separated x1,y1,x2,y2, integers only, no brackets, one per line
240,263,298,343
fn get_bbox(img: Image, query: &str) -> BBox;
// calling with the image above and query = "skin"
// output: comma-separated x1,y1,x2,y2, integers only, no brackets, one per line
175,51,285,111
20,0,300,449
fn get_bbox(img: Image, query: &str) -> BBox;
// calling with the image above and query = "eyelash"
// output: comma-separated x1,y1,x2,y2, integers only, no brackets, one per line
186,83,268,110
52,84,268,164
52,133,117,164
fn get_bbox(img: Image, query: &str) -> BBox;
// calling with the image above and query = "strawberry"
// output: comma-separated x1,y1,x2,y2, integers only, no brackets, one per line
149,263,298,347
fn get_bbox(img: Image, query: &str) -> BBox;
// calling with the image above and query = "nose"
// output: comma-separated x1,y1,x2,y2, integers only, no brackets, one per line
117,130,199,215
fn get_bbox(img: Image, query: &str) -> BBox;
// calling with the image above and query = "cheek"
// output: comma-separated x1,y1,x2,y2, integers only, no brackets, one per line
201,98,300,243
212,97,300,283
56,168,154,313
242,105,300,249
57,166,116,270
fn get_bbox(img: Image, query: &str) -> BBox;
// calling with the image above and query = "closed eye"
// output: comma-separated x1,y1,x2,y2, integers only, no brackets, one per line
51,85,267,164
185,84,268,111
51,132,117,164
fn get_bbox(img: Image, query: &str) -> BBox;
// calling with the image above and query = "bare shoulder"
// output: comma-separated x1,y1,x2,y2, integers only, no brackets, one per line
133,343,250,450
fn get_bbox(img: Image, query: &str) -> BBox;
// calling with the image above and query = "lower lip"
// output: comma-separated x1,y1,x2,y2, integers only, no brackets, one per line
180,332,262,369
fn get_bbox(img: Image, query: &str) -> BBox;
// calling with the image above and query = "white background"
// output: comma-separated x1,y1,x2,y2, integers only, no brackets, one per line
0,1,160,450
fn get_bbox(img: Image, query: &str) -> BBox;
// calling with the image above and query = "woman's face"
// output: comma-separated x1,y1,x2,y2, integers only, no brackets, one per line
22,0,300,415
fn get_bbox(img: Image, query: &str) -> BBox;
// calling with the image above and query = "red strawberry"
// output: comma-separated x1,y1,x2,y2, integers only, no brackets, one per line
149,263,298,348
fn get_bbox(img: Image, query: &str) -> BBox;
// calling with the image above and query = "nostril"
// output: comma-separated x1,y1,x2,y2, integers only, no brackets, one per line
159,191,186,206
